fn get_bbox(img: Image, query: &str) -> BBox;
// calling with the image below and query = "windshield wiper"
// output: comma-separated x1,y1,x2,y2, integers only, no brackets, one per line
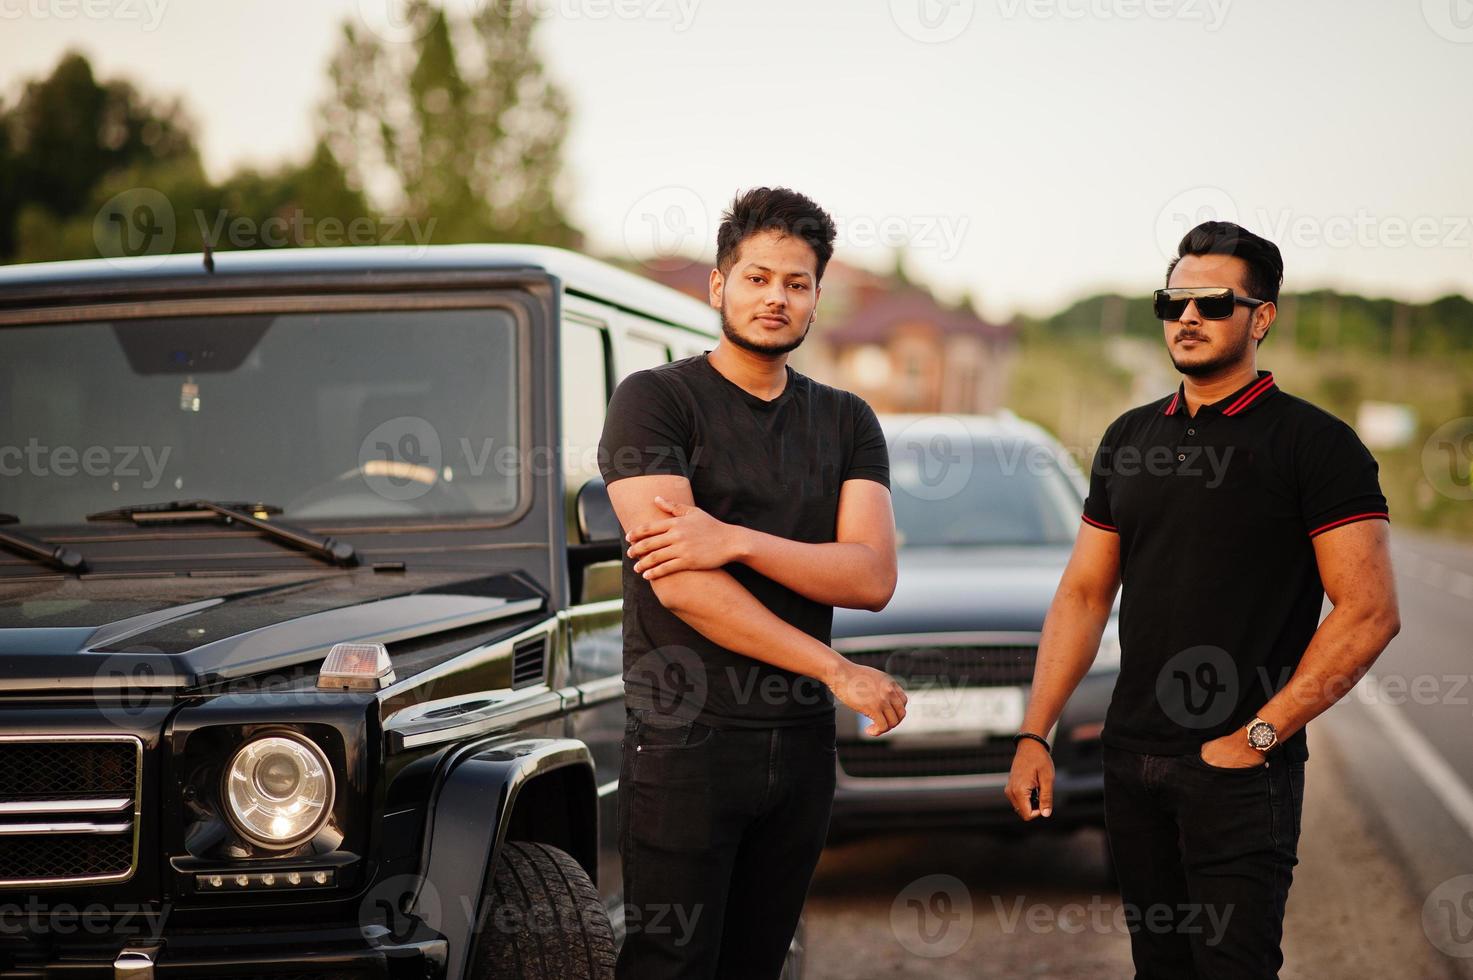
85,500,358,567
0,514,88,573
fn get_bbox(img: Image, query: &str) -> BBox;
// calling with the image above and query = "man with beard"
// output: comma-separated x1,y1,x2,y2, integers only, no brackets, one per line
1006,221,1401,978
598,186,908,979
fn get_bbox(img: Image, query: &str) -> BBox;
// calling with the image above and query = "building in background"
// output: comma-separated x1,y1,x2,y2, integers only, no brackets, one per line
638,258,1016,415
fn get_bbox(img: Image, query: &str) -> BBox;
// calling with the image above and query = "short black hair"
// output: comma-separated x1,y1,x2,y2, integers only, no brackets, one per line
1167,221,1284,305
716,187,837,283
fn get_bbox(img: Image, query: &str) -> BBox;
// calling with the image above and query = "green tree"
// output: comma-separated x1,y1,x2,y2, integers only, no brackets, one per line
321,0,581,247
0,51,203,263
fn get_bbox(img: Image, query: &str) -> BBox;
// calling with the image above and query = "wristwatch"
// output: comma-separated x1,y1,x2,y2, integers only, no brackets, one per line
1246,717,1278,753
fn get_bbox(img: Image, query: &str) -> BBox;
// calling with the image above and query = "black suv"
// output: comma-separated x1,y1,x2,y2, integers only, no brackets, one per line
0,245,798,979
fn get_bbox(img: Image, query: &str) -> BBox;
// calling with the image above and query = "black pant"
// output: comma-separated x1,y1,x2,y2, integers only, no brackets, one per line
1102,743,1305,980
615,708,837,980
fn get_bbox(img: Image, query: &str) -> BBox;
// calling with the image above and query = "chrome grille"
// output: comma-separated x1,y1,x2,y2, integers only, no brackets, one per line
837,739,1017,778
0,735,142,886
845,644,1037,687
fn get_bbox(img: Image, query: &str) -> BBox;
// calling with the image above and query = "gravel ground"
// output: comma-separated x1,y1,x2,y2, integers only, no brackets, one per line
802,726,1454,979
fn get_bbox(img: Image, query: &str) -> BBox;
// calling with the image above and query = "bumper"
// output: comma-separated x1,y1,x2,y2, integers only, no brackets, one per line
0,925,447,980
828,765,1105,836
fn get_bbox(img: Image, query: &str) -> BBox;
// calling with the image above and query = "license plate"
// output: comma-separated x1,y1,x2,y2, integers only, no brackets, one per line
860,686,1025,739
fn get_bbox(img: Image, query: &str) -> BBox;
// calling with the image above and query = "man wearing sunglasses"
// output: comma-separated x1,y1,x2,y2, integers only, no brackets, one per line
1007,221,1401,978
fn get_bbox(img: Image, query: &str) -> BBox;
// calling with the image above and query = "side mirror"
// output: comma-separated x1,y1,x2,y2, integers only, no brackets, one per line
575,477,624,545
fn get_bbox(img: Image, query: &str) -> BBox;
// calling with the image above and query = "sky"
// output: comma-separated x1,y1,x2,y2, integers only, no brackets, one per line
2,0,1470,321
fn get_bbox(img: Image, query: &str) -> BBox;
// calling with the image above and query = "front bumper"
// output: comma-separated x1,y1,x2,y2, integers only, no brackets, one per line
828,765,1106,836
0,923,447,979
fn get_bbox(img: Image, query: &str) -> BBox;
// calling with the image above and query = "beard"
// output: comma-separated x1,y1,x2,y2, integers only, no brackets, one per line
719,304,811,357
1168,323,1253,378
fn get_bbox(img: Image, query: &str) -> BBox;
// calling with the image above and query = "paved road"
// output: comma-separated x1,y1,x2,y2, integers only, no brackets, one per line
802,528,1473,978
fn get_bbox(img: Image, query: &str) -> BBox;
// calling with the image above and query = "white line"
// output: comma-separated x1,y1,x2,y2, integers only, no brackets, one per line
1359,675,1473,843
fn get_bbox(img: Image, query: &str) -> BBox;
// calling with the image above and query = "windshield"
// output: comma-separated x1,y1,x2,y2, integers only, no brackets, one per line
1,307,521,526
888,433,1082,547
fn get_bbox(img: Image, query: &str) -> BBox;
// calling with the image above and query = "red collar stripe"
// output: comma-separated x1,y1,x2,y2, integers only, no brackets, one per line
1164,390,1181,415
1222,374,1276,416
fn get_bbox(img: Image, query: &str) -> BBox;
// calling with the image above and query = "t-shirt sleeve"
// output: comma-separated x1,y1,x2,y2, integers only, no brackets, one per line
1081,417,1120,532
1298,418,1389,538
597,370,693,485
843,394,890,489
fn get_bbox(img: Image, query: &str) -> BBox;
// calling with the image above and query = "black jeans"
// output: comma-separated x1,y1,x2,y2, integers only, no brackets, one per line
615,708,837,980
1102,744,1305,980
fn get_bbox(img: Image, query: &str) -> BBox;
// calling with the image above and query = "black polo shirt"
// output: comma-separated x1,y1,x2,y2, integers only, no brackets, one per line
1082,369,1389,762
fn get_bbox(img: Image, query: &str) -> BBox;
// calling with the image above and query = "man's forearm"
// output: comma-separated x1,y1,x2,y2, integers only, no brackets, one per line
734,528,895,611
652,566,847,685
1019,587,1113,737
1258,601,1400,740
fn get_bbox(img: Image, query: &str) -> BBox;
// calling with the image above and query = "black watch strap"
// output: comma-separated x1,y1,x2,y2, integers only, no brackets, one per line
1013,731,1052,754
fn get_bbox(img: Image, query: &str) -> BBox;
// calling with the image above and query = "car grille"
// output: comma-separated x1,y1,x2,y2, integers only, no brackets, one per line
837,739,1017,778
845,644,1036,687
0,735,142,886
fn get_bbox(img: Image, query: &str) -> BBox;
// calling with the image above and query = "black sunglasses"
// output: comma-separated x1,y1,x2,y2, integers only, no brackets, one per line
1153,286,1266,321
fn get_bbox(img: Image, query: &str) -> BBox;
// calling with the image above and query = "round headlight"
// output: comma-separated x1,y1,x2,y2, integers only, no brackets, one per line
223,735,334,848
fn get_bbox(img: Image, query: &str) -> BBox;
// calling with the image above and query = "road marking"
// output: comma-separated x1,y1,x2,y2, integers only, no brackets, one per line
1359,674,1473,844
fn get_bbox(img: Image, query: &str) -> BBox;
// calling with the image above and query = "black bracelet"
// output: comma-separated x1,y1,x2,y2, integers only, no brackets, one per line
1013,731,1052,754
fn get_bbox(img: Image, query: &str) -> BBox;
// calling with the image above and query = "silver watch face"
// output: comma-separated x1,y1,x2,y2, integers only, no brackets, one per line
1247,720,1277,750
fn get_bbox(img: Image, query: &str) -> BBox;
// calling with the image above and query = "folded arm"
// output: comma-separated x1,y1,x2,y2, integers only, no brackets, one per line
606,473,908,733
624,477,897,611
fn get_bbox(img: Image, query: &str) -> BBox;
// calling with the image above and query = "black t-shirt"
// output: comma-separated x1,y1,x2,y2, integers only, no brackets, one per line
597,351,890,728
1081,371,1388,762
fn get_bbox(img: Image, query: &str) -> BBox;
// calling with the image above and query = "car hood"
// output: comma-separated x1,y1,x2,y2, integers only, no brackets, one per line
0,568,545,694
832,545,1076,638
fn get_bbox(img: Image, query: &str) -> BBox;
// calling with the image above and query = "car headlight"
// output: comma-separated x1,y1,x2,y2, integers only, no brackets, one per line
1088,621,1122,674
222,734,334,849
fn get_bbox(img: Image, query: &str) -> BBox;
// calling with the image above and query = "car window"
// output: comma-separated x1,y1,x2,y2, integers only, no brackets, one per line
0,307,520,525
889,436,1081,547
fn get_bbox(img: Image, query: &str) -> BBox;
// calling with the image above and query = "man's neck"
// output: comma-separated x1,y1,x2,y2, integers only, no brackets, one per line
1180,362,1260,417
707,341,789,401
